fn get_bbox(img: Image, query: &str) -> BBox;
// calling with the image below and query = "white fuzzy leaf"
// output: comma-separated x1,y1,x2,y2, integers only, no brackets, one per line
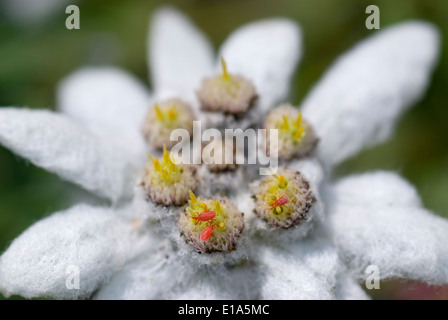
257,236,339,299
334,271,370,300
95,249,260,300
57,67,151,157
149,6,214,104
329,171,448,284
219,19,302,113
301,21,440,167
0,108,140,201
331,171,422,208
0,204,152,299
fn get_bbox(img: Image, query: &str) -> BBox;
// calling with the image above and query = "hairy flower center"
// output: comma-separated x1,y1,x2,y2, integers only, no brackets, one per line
186,191,227,235
196,57,257,114
216,57,243,97
147,145,183,185
154,103,180,127
276,112,307,143
262,174,296,217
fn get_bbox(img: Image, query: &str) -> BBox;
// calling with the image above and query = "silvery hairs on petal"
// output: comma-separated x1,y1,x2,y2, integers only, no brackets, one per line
329,171,448,285
58,67,151,157
0,204,156,299
0,108,140,202
95,246,260,300
301,21,440,168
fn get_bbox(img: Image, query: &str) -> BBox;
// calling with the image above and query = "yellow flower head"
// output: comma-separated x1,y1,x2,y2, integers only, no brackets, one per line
147,145,183,185
277,111,307,142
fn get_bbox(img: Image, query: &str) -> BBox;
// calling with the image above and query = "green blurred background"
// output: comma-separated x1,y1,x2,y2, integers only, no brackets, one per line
0,0,447,300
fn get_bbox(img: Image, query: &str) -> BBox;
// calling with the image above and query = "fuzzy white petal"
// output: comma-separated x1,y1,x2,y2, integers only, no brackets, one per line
95,248,259,300
149,6,214,104
331,171,422,208
219,19,302,113
94,241,174,300
301,21,440,167
0,204,152,299
329,171,448,284
0,108,140,201
334,271,370,300
57,67,151,156
257,235,339,299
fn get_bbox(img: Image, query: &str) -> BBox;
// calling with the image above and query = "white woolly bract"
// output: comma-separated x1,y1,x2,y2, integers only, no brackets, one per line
218,19,302,114
0,204,154,299
334,271,370,300
95,246,260,300
256,235,340,300
301,21,440,167
149,6,214,105
264,104,318,160
0,108,140,202
57,67,151,157
329,171,448,285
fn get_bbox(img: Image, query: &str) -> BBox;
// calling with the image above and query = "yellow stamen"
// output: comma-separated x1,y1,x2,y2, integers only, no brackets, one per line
293,126,305,139
154,104,164,121
221,57,230,81
153,158,161,172
267,185,277,194
281,115,289,130
161,167,170,179
277,175,287,188
295,112,303,126
215,200,221,213
189,190,198,204
167,106,177,121
147,153,154,161
163,145,170,163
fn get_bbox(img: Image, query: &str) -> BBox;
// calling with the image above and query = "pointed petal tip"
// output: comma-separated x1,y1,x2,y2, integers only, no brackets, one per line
329,171,448,285
0,203,151,300
148,5,214,104
0,107,138,202
301,19,441,167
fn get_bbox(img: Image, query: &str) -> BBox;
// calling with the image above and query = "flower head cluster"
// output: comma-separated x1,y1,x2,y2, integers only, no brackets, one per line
197,58,258,114
142,98,194,149
265,104,318,160
178,191,244,253
251,167,314,229
141,146,199,206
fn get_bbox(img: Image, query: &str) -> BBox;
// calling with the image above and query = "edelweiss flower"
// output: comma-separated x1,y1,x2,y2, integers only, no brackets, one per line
0,7,445,300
